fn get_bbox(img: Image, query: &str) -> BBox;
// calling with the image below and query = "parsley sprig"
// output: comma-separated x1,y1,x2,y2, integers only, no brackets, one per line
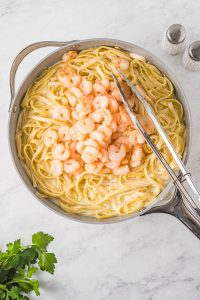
0,232,57,300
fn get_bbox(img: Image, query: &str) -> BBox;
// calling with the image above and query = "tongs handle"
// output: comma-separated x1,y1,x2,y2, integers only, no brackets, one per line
117,69,200,203
111,71,200,209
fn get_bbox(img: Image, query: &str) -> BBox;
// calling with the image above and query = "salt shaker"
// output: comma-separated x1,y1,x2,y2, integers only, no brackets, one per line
162,24,186,55
183,41,200,71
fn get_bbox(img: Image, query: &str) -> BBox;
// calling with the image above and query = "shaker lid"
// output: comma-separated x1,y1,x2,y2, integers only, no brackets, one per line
166,24,186,44
188,41,200,61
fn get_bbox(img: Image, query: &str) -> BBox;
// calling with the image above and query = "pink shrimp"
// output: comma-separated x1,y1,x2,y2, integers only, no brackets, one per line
43,129,58,147
76,141,85,154
108,98,119,114
93,82,106,94
89,130,105,143
64,159,80,174
70,86,82,98
101,79,110,90
129,130,145,145
75,117,95,134
76,101,92,117
130,145,144,167
62,51,77,62
81,146,102,163
52,106,70,121
93,95,109,110
105,159,121,170
97,125,112,143
58,126,72,142
113,165,129,175
108,144,126,162
80,78,93,95
67,93,77,107
50,160,63,177
114,136,132,152
138,115,155,134
52,143,70,160
85,161,104,173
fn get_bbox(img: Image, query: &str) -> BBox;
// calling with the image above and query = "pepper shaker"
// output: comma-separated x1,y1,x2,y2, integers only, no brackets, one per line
183,41,200,71
162,24,186,55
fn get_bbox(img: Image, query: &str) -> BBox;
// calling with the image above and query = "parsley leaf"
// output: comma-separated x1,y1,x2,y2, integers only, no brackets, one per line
38,253,57,274
32,232,54,251
0,232,57,299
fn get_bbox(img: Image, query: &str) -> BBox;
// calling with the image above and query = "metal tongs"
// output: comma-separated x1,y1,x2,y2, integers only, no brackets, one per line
111,69,200,208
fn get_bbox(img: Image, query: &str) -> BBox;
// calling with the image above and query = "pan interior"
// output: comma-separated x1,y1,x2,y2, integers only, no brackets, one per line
8,38,191,224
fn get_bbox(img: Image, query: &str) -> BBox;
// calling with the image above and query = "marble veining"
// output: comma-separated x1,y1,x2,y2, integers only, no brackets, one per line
1,0,200,299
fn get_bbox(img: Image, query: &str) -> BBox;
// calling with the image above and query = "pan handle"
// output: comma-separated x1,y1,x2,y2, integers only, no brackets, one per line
9,40,78,111
145,189,200,239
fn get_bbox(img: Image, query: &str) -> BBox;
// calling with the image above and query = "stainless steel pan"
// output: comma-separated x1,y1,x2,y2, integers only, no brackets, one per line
8,38,200,238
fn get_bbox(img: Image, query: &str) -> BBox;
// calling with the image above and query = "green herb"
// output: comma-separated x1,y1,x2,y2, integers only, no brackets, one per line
0,232,57,299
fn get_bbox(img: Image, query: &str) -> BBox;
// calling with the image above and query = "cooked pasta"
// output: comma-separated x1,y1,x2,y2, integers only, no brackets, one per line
16,46,186,218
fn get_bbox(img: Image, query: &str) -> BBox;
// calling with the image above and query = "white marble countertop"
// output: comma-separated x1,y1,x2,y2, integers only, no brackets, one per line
1,0,200,299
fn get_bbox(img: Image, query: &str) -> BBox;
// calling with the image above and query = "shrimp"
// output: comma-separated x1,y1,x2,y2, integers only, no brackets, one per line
130,145,144,167
93,82,106,94
69,141,78,156
119,106,134,129
110,87,122,102
129,130,145,145
119,58,129,71
67,93,77,107
136,85,152,104
52,106,70,121
89,130,105,143
102,109,112,126
110,120,118,133
101,167,111,174
58,126,72,141
72,75,81,87
97,125,112,142
108,98,119,114
121,81,132,98
108,144,126,162
82,146,102,163
105,159,120,170
112,58,129,71
70,86,82,98
84,138,99,149
113,165,129,175
76,141,85,154
71,110,79,120
71,126,86,141
52,143,70,160
76,101,92,117
138,115,155,134
91,108,112,126
64,159,80,174
127,95,137,109
75,117,95,134
43,129,58,147
101,79,110,90
63,51,77,62
80,78,93,95
57,68,75,87
114,136,132,152
112,112,128,132
93,95,109,110
50,160,63,177
85,161,103,173
111,131,121,140
101,149,109,163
